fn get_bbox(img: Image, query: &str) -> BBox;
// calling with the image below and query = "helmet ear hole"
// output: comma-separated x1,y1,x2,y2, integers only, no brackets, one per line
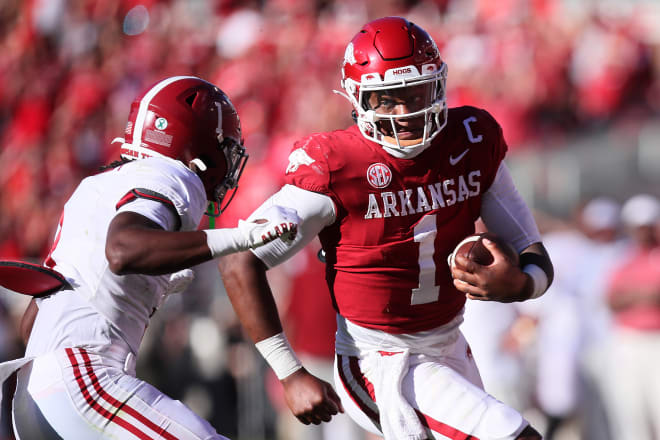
185,92,198,107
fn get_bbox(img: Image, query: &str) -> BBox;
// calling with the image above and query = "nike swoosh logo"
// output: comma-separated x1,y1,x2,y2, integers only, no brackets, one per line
449,149,469,166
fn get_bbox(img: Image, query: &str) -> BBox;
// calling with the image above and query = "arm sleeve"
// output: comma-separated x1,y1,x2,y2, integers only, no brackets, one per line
250,184,336,269
480,162,541,252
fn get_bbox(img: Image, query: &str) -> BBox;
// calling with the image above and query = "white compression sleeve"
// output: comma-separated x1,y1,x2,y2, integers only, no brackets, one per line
250,185,336,268
481,162,541,252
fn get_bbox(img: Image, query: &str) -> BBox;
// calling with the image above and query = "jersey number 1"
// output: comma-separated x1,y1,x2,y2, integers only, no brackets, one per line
411,213,440,305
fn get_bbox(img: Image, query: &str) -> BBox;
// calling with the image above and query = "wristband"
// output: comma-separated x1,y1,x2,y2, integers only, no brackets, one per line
255,332,303,380
523,264,548,299
203,228,249,258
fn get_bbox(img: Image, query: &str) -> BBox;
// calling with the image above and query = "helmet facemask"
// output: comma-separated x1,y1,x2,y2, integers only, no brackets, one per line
339,63,448,158
205,135,248,217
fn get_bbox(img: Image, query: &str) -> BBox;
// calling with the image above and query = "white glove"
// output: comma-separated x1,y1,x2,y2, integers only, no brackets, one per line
164,268,195,295
238,205,300,248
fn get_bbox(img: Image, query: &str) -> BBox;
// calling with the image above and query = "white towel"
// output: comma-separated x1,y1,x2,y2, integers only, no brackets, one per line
0,356,34,415
362,349,426,440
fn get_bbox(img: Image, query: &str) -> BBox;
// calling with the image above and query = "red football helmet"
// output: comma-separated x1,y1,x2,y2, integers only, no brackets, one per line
337,17,447,157
113,76,248,214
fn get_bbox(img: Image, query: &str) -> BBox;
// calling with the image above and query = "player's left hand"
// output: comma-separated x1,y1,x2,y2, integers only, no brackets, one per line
450,237,529,302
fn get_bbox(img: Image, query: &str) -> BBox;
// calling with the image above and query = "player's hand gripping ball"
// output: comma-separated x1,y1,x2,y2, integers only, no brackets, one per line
447,232,518,269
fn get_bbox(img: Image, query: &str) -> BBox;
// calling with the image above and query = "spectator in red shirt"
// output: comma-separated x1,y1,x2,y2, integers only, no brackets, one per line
605,193,660,440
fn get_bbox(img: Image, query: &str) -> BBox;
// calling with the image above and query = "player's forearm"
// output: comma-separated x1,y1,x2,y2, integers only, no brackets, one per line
106,228,215,275
217,251,284,341
218,251,305,380
106,209,298,276
105,211,213,275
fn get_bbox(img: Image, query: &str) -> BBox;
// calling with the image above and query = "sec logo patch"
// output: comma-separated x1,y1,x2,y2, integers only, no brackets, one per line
367,163,392,189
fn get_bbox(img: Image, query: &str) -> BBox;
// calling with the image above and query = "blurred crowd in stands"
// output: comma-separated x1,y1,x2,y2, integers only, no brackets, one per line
1,0,660,439
464,194,660,440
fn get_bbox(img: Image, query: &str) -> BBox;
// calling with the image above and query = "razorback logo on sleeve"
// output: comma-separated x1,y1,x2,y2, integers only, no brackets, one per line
286,148,315,174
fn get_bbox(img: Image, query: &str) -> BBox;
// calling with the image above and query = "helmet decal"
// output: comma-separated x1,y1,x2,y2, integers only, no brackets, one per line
144,129,173,147
155,117,168,130
343,42,356,66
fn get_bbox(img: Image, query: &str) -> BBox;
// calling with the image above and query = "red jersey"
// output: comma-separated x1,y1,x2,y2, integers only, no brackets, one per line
284,106,507,333
607,247,660,331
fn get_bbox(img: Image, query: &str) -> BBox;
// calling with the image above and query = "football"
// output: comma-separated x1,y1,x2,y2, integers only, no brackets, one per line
448,232,519,268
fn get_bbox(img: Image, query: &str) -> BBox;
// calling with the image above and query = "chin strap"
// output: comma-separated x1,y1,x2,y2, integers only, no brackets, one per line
189,158,207,172
381,143,427,159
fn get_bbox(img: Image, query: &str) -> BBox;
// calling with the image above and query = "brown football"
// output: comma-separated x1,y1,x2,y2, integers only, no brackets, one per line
448,232,519,267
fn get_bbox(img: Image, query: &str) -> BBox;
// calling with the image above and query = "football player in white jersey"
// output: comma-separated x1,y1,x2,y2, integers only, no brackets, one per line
216,18,553,440
4,76,299,439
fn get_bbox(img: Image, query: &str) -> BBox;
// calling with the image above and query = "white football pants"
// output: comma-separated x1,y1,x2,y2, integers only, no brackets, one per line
12,348,228,440
334,332,530,440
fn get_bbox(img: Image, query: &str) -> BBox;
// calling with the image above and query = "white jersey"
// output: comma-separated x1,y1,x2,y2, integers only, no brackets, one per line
26,156,207,359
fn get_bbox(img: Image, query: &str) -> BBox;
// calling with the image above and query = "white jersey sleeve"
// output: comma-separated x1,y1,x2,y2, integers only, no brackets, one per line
249,184,336,269
114,157,208,231
480,162,541,252
116,198,180,231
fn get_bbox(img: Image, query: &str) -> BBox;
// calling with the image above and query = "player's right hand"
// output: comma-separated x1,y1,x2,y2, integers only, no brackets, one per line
238,205,300,248
281,368,344,425
452,238,528,302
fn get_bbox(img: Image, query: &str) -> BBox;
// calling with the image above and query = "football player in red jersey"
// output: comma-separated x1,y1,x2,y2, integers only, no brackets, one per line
218,17,553,440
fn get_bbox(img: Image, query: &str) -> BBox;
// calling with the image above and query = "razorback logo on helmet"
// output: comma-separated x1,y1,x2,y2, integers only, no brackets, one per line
343,42,356,66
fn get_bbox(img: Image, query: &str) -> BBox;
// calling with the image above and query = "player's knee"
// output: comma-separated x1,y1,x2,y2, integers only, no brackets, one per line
516,424,542,439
